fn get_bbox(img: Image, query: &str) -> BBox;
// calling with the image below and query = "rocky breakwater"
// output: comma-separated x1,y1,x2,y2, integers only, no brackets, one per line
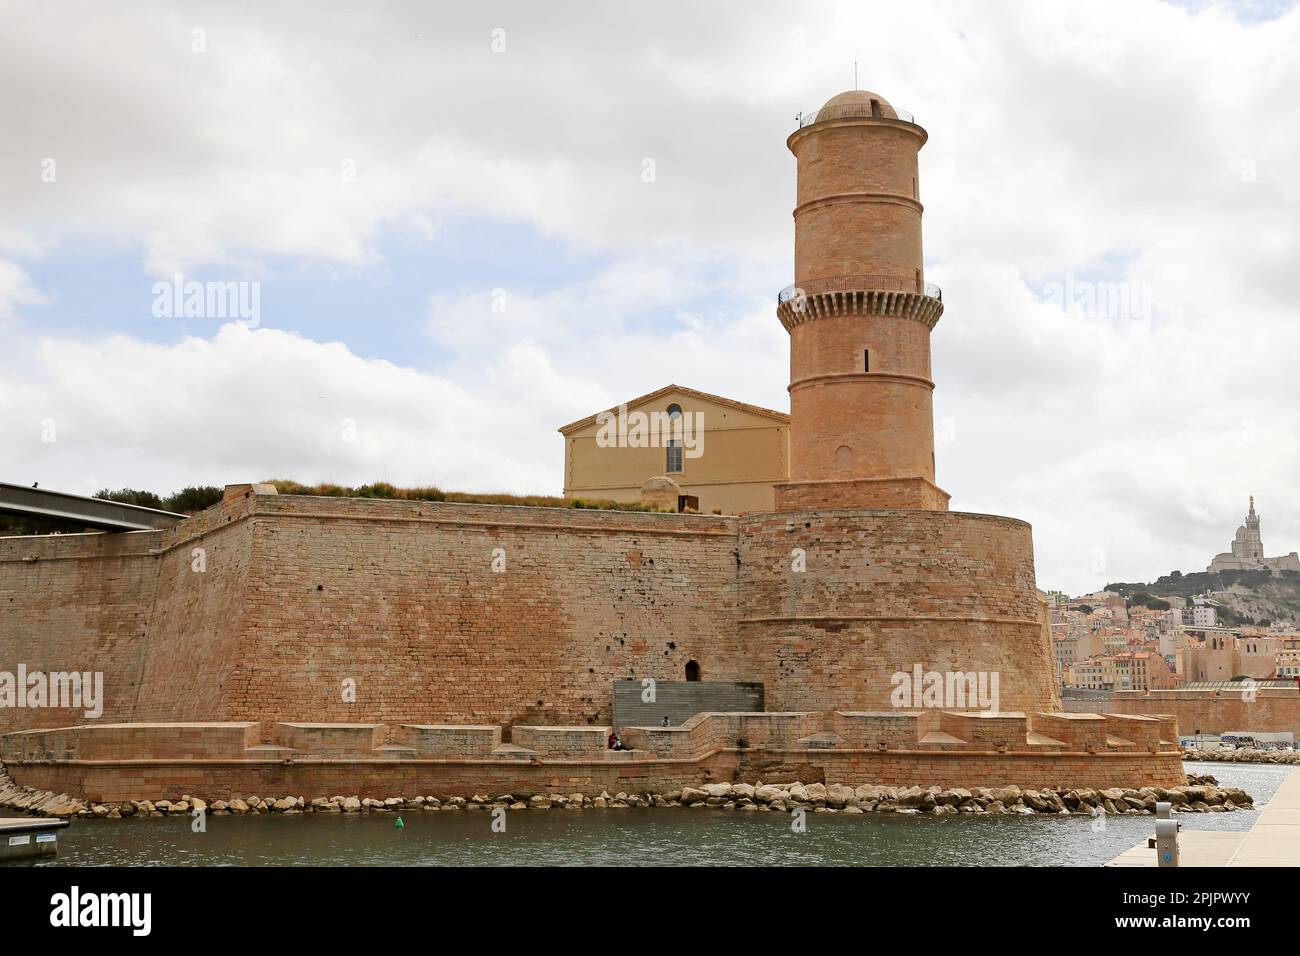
669,780,1252,815
9,776,1254,820
0,762,86,818
1185,747,1300,765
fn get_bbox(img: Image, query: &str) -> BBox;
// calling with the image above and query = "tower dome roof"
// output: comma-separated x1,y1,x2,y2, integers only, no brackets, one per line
817,89,898,121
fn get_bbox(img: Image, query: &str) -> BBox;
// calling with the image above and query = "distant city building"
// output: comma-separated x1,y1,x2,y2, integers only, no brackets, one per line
1182,602,1218,628
1052,633,1078,682
1067,650,1177,692
1181,631,1279,682
1277,647,1300,679
1207,496,1300,573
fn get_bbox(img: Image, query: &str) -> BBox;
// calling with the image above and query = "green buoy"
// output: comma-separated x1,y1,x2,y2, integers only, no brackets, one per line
395,817,404,829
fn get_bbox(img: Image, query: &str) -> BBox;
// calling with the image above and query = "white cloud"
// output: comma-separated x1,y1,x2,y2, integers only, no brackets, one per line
2,323,548,495
0,259,48,326
4,0,1300,593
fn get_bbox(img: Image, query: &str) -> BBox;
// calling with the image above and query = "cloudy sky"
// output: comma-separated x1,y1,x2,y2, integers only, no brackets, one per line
2,0,1298,593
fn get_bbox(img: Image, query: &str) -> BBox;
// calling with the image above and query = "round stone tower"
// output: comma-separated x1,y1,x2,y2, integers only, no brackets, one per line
775,89,949,512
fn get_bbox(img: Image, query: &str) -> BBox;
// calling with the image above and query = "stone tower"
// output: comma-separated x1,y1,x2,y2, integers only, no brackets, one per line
1233,495,1264,561
775,89,949,512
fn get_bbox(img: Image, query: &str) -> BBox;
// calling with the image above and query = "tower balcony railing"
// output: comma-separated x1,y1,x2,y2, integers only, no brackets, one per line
796,103,917,129
778,274,942,305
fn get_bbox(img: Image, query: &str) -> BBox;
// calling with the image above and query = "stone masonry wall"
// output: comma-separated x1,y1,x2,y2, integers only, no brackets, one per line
204,493,742,728
737,509,1059,714
0,530,162,734
1,492,745,732
5,492,1064,742
1108,688,1300,738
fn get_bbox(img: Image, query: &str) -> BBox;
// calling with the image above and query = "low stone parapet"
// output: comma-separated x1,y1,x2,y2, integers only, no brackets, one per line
830,712,929,749
939,711,1028,750
510,725,612,757
1,722,261,762
395,725,502,757
272,723,387,757
1034,712,1109,751
1100,714,1164,752
0,708,1189,802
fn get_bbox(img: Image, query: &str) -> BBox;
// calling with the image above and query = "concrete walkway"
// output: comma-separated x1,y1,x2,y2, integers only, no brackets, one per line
1108,769,1300,867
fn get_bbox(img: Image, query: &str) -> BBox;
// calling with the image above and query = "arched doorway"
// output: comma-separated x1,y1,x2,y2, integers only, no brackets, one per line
685,659,701,682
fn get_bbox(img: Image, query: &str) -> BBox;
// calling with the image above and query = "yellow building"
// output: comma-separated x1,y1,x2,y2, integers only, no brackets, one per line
558,384,789,515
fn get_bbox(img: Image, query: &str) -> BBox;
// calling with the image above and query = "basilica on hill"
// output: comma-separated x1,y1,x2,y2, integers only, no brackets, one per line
1207,497,1300,573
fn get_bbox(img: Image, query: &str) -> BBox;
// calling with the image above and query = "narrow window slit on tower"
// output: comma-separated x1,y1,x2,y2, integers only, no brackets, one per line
863,349,870,372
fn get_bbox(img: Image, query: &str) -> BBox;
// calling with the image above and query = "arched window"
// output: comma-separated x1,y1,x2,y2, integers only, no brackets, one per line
685,659,701,682
665,404,684,472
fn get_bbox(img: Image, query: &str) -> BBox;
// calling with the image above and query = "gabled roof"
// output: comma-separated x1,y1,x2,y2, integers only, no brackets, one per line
557,384,790,435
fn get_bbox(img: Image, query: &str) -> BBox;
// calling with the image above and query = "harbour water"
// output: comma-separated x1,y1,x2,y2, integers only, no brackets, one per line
2,762,1286,867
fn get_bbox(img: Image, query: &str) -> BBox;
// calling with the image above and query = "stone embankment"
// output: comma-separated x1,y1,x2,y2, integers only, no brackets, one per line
0,772,1254,820
0,762,85,817
1184,748,1300,765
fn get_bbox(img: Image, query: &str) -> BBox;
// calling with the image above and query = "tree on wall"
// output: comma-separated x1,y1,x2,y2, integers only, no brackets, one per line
162,486,223,513
95,488,164,509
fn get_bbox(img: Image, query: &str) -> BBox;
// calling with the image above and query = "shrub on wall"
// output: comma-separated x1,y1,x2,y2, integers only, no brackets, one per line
260,480,666,512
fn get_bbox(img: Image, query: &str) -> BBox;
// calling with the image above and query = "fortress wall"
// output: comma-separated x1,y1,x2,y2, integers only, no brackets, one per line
0,530,163,733
130,513,257,723
737,510,1059,714
218,494,743,728
1109,689,1300,738
5,491,1070,743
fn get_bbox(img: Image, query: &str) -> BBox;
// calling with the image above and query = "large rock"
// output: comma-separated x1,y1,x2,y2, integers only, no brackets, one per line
825,784,855,808
896,786,936,811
